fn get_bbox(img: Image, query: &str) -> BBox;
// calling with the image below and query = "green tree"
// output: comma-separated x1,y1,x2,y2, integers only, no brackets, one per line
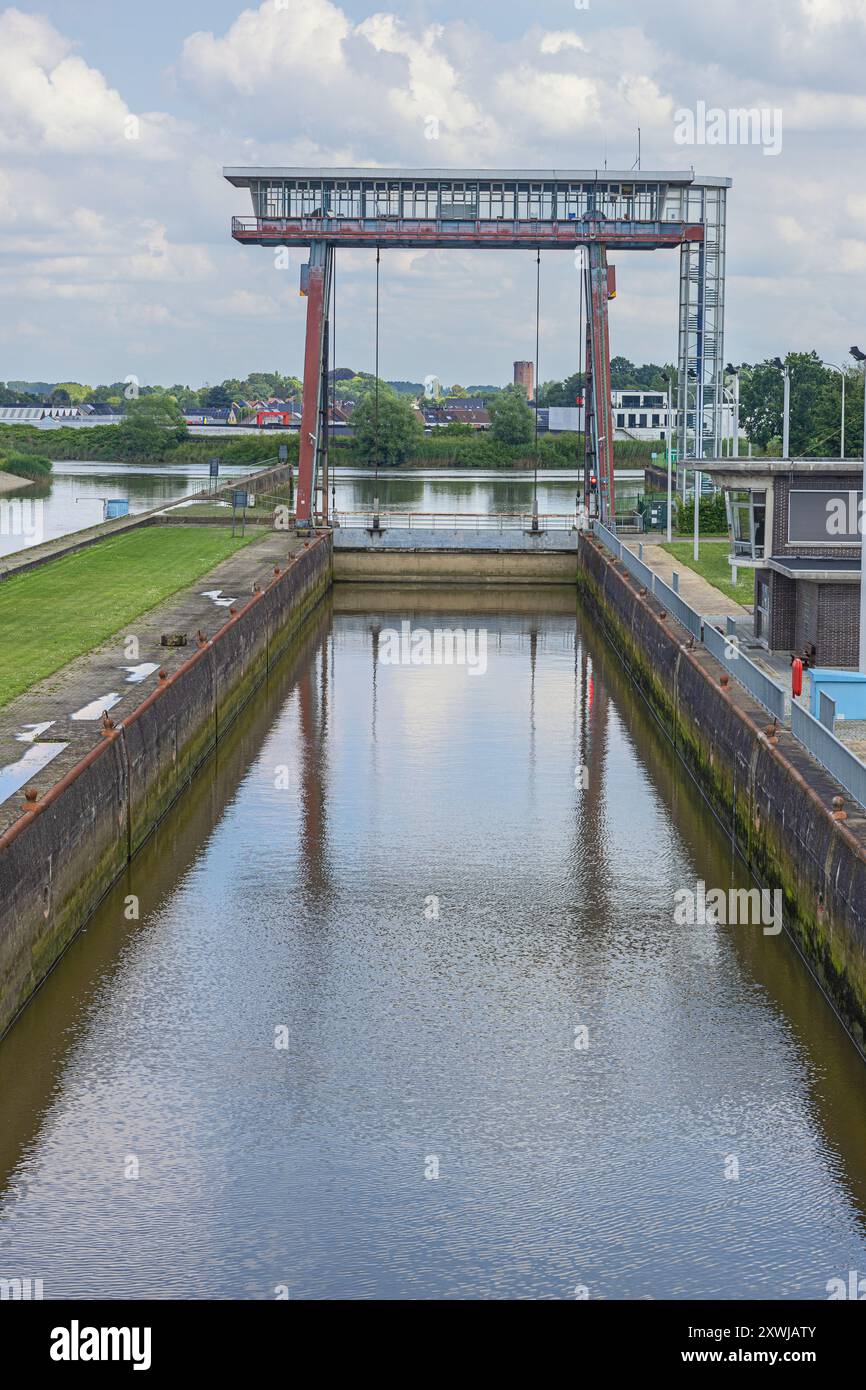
53,382,93,404
740,360,784,449
537,370,586,407
204,383,233,408
352,388,424,466
116,394,187,454
741,352,831,455
488,383,534,445
803,363,864,457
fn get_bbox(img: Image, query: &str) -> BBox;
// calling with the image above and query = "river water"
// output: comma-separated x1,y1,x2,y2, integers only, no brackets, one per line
1,585,866,1300
0,462,645,559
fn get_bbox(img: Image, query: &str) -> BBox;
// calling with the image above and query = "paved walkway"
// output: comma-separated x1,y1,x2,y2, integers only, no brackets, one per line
637,555,866,763
622,539,750,620
0,529,308,832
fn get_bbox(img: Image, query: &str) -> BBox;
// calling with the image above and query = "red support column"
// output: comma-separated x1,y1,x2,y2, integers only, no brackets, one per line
583,243,616,522
297,242,333,526
583,308,595,514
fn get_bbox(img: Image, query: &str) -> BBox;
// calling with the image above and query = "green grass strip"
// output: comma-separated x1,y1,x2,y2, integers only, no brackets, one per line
659,539,756,605
0,526,257,707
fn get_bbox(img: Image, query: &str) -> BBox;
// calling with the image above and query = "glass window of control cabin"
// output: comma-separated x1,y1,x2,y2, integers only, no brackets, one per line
752,491,766,556
730,490,753,556
730,489,766,558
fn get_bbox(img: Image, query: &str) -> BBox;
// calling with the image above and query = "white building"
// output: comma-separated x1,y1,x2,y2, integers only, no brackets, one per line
0,406,83,423
612,390,742,445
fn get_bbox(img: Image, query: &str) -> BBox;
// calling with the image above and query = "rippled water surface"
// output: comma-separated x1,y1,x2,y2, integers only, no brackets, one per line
1,464,642,558
2,589,866,1299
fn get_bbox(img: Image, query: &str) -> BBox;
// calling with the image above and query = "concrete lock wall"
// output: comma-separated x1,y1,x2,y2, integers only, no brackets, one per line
0,533,332,1039
332,528,579,585
577,533,866,1054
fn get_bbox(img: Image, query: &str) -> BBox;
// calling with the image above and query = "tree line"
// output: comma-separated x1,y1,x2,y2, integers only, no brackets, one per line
4,349,861,460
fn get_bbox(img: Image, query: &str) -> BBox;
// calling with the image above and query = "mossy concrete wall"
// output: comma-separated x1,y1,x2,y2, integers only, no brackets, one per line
0,533,332,1038
334,548,577,584
578,532,866,1055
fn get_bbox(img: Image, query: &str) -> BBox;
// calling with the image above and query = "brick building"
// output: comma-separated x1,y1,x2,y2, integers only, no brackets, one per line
702,459,862,666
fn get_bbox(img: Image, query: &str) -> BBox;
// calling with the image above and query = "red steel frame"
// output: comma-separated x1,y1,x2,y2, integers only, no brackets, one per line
583,244,616,522
261,221,705,527
297,241,333,526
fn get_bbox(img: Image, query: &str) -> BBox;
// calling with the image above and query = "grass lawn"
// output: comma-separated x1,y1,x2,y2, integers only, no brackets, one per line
0,526,257,707
659,539,756,606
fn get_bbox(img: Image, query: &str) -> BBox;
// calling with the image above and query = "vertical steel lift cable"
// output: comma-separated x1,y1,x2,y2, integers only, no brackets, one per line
374,247,381,495
330,255,336,518
533,250,541,519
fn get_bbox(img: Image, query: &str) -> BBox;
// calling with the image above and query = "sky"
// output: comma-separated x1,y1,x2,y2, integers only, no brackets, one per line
1,0,865,389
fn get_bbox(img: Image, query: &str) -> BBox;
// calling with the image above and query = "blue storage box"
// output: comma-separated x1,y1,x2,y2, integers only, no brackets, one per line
809,668,866,721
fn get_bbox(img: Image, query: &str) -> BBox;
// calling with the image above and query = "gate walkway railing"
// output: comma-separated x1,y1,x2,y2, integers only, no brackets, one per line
334,511,579,532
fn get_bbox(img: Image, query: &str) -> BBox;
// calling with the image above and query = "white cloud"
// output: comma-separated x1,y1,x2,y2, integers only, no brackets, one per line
0,0,864,383
539,32,586,56
180,0,351,96
496,66,599,135
0,8,174,156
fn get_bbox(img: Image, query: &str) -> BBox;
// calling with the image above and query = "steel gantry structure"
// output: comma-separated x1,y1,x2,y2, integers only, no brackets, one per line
225,167,731,526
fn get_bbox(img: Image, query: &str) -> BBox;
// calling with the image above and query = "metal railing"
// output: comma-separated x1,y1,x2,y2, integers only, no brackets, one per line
702,622,786,721
334,510,580,532
592,519,703,639
792,701,866,811
589,519,866,790
592,519,784,709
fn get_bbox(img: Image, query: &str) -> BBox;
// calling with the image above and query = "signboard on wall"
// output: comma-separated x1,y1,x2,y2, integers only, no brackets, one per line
788,489,863,545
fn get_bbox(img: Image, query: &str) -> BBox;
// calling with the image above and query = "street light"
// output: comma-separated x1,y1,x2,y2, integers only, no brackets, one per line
850,346,866,672
725,363,740,459
688,367,701,561
660,370,673,542
772,356,791,458
821,362,846,459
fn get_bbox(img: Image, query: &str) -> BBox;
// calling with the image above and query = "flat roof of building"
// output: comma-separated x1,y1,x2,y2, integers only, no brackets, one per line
702,459,862,476
224,167,732,188
769,555,861,581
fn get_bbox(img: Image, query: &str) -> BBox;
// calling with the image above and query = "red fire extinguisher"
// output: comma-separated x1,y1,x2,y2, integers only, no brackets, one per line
791,657,803,699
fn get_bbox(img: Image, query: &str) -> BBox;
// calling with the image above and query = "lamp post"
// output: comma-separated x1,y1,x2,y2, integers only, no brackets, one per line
661,370,673,542
851,346,866,672
688,367,701,562
725,363,740,458
773,356,790,458
822,362,846,459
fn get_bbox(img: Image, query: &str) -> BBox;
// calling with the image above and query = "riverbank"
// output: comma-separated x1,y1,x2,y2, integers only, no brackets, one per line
0,471,33,493
578,530,866,1055
0,420,656,470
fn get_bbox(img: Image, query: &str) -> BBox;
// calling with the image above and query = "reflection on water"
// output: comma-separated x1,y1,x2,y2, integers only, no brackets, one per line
330,468,642,518
0,463,644,560
0,462,255,560
1,588,865,1300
